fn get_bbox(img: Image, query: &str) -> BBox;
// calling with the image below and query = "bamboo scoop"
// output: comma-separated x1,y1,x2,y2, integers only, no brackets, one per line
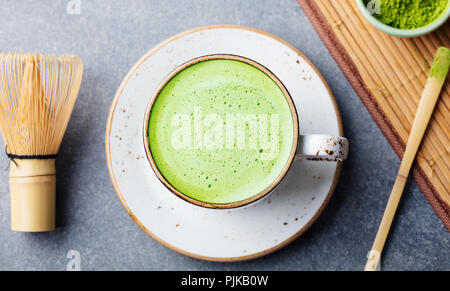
0,54,83,232
365,47,450,271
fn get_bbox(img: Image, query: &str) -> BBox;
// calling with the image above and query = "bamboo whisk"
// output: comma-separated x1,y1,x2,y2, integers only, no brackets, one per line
0,53,83,232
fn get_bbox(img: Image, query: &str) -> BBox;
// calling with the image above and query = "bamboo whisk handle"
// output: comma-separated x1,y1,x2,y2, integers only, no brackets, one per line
9,159,56,232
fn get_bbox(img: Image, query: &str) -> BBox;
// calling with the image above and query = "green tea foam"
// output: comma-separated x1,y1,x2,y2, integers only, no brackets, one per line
148,59,294,204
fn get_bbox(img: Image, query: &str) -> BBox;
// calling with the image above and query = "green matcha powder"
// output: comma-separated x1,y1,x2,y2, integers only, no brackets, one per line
365,0,448,29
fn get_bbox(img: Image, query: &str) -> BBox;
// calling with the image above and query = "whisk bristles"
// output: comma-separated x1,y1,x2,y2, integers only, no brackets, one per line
0,53,83,156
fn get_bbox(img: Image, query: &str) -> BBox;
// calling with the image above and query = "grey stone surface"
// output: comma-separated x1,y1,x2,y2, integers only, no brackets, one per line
0,0,448,271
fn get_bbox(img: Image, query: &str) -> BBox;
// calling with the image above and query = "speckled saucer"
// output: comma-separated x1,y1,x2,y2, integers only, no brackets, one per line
106,25,343,262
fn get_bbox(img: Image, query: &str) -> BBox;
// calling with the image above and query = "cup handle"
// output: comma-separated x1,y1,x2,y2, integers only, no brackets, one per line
295,134,349,162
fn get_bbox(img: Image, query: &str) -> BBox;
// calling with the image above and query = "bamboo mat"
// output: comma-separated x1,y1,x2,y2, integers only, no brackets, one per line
298,0,450,230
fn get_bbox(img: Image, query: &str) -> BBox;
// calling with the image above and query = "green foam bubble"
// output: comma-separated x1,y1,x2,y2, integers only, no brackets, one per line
148,59,294,204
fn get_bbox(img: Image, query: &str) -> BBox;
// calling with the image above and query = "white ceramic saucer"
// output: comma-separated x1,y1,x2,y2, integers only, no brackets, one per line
106,25,343,262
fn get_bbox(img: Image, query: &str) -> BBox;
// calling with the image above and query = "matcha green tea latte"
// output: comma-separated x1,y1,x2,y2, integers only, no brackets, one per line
148,58,295,205
364,0,448,29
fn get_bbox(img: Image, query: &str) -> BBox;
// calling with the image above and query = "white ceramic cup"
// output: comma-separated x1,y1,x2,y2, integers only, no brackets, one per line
144,54,349,209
